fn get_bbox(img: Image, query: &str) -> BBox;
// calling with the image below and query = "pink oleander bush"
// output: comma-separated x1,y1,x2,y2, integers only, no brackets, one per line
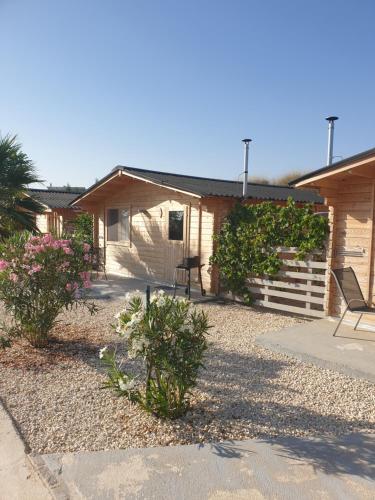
0,232,97,348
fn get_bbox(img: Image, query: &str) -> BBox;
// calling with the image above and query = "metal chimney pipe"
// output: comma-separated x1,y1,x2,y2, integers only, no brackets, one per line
326,116,338,166
242,138,252,198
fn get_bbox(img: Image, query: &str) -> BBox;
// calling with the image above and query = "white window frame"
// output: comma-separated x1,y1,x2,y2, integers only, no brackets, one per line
168,209,184,241
106,207,130,244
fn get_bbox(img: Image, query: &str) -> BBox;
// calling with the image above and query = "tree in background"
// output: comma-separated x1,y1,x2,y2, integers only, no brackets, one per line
0,135,44,238
248,176,271,185
274,170,306,185
73,212,93,247
249,170,306,186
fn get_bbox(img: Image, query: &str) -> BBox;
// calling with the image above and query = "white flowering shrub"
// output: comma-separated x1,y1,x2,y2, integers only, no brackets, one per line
100,290,210,418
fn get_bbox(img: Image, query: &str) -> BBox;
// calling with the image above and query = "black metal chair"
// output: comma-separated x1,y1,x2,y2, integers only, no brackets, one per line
331,267,375,336
173,256,206,300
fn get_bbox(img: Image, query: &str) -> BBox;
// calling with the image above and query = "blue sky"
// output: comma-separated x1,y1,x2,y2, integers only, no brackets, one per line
1,0,375,188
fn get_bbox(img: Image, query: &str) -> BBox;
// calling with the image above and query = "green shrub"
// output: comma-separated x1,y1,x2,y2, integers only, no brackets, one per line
73,213,93,247
101,290,210,419
210,198,329,304
0,232,97,348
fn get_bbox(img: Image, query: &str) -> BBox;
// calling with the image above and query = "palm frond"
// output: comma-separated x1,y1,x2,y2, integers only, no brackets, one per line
17,195,45,215
0,134,44,238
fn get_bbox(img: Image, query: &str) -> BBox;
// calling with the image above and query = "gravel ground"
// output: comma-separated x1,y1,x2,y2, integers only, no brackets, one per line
0,298,374,454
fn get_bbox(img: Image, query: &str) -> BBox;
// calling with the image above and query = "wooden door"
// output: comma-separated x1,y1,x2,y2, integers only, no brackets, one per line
164,206,187,283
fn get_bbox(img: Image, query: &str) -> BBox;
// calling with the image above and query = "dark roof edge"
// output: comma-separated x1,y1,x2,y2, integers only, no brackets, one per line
28,188,84,195
69,169,123,206
69,168,205,206
289,146,375,186
70,165,323,206
117,165,299,190
119,167,202,196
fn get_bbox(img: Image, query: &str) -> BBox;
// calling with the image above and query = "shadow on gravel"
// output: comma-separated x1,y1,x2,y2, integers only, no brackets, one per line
0,333,123,372
199,345,292,395
195,345,374,439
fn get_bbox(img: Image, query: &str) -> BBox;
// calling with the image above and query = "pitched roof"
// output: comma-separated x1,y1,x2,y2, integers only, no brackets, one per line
27,188,84,209
71,166,323,205
290,147,375,186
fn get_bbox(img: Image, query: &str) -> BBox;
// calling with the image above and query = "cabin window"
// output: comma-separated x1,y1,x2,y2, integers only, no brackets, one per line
168,210,184,241
107,208,130,242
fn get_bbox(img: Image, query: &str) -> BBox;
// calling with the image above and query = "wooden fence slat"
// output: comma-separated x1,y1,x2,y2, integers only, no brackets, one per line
275,246,322,255
282,259,327,269
254,299,326,318
248,287,325,304
222,246,328,319
248,277,325,293
277,270,326,281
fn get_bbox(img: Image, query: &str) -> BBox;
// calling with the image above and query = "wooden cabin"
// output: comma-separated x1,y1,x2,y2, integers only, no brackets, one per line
291,147,375,325
71,166,323,294
28,188,84,236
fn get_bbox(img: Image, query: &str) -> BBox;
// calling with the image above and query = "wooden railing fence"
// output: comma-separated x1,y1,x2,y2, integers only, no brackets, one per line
247,247,327,318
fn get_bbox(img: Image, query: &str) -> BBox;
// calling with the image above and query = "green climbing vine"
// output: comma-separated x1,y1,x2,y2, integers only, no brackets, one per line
210,198,329,305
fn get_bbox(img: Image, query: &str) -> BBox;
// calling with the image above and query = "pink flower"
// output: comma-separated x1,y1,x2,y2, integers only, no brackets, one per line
60,239,71,246
0,260,9,271
29,245,44,254
83,243,91,253
32,264,42,273
9,273,18,282
42,234,53,245
63,247,73,255
83,253,90,261
66,282,79,291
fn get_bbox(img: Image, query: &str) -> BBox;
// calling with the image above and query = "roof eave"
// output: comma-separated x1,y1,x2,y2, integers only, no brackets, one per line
290,147,375,187
70,168,203,206
119,169,202,198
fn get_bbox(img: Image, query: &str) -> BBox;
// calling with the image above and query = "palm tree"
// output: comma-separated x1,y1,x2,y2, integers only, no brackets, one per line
0,135,44,238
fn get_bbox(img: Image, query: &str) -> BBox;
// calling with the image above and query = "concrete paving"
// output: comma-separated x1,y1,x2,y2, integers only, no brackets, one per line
34,433,375,499
0,403,51,500
256,318,375,383
88,274,212,303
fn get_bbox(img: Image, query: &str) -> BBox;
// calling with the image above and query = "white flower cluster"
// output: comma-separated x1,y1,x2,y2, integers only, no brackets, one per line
116,310,144,337
114,290,145,337
150,289,167,307
118,377,136,392
99,346,108,359
128,335,150,359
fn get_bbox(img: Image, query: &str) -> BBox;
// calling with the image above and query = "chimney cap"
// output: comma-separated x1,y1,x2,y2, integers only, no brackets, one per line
242,138,252,143
326,116,339,122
